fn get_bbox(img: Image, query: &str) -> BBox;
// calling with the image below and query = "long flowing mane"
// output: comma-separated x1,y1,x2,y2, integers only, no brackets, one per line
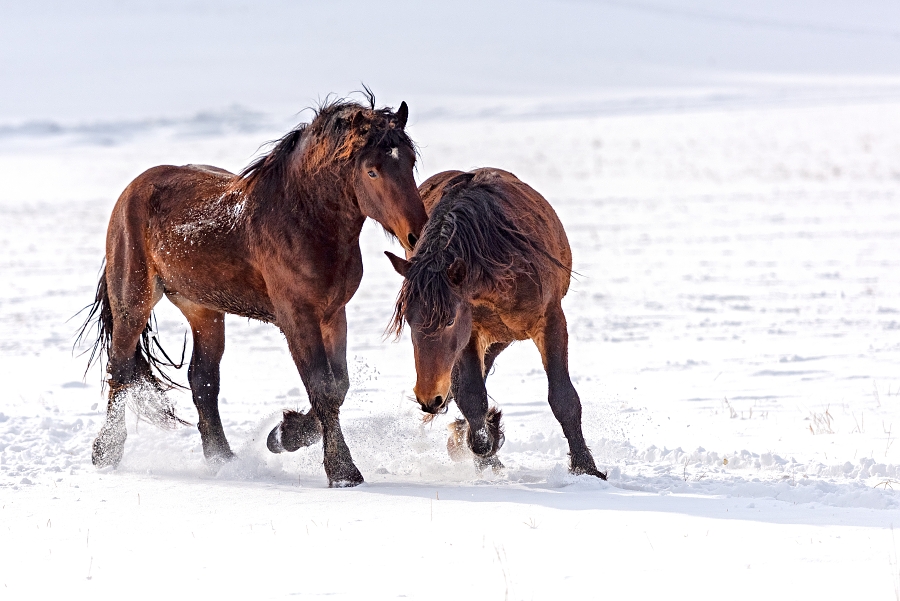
390,173,560,335
230,95,415,198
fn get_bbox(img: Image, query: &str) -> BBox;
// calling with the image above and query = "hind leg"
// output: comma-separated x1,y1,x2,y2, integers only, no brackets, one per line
92,278,158,467
533,303,605,479
173,297,233,463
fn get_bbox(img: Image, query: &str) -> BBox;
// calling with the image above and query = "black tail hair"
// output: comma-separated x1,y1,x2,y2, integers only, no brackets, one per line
75,263,188,395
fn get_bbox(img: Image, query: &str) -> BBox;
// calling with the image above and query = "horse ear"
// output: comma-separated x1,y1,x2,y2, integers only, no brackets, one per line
395,101,409,129
385,251,411,278
350,109,366,130
447,257,467,287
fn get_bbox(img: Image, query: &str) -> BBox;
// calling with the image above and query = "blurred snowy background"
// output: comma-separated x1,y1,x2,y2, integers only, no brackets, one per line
3,0,900,121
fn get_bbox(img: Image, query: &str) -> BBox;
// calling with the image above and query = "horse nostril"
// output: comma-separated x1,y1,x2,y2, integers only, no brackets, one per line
407,233,418,248
417,395,446,415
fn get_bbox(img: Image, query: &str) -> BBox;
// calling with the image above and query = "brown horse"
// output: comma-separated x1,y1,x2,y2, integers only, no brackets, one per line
78,97,427,487
386,168,606,479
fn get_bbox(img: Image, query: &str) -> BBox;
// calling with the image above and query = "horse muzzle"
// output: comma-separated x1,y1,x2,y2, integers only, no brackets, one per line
416,394,450,416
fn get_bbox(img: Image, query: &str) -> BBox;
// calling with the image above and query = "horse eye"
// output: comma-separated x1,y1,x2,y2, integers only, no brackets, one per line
367,170,377,178
446,318,455,328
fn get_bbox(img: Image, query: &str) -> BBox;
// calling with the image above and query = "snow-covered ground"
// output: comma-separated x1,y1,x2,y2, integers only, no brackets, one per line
3,1,900,596
2,93,899,598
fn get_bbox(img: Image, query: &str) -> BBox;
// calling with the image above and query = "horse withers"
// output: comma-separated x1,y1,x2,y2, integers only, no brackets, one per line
78,97,427,487
386,169,606,479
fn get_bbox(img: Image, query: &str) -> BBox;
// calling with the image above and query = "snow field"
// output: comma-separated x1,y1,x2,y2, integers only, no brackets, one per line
1,97,900,598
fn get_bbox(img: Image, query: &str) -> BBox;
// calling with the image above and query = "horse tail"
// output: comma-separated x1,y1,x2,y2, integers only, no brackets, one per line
76,263,189,428
75,263,114,381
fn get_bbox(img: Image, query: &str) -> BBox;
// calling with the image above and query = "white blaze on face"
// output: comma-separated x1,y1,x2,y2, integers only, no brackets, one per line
389,147,399,160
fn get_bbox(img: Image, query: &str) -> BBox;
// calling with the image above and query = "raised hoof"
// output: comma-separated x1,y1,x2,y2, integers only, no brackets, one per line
266,425,287,454
91,426,125,468
267,410,322,454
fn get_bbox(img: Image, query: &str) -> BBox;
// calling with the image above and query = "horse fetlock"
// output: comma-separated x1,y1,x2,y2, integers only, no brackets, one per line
466,406,505,457
467,425,493,456
323,453,364,488
320,427,363,487
448,419,506,475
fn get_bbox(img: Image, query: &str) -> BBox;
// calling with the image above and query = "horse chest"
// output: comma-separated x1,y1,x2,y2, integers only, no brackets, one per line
266,242,363,309
471,303,530,343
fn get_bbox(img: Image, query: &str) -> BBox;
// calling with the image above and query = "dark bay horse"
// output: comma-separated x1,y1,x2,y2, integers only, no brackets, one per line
79,98,427,487
386,169,606,479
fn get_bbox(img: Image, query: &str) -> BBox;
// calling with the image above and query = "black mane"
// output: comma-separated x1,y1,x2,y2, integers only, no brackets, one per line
390,174,555,335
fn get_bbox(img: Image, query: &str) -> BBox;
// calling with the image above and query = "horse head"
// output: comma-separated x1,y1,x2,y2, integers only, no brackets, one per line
345,101,426,251
386,251,471,415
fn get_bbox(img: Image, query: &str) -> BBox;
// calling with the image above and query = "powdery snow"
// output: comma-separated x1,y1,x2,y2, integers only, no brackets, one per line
1,97,900,598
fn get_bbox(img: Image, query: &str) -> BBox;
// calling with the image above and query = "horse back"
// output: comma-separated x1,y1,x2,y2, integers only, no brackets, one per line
419,168,574,340
107,164,276,322
419,168,572,274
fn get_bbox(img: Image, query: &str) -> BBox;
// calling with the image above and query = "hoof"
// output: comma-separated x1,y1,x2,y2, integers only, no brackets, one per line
266,424,286,454
325,460,364,488
91,426,125,468
572,465,608,480
474,454,505,475
267,410,322,454
330,477,364,488
465,407,505,457
569,450,607,480
206,448,236,467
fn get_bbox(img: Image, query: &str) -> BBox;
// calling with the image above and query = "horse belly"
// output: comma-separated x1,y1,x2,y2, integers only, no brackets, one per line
151,235,276,322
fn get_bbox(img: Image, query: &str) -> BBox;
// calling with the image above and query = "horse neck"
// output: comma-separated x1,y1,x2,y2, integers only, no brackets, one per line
259,162,366,241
